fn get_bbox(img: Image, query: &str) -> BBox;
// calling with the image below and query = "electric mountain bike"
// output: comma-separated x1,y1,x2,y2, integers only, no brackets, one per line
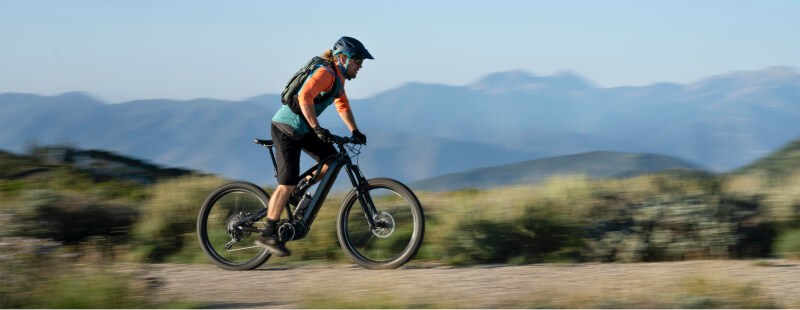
197,134,425,270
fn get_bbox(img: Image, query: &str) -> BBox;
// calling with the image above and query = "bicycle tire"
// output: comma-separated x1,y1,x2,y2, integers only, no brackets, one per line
337,178,425,269
197,182,272,270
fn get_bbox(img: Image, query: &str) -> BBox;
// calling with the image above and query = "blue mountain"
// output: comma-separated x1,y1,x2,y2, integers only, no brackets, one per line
1,66,799,189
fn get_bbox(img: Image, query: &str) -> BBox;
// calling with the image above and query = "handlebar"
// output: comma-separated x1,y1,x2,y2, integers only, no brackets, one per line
329,134,365,145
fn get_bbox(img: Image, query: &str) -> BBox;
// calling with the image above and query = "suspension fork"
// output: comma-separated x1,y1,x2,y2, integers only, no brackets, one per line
345,163,379,229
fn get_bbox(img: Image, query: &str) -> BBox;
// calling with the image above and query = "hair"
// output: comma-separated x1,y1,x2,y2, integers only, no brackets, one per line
321,50,338,64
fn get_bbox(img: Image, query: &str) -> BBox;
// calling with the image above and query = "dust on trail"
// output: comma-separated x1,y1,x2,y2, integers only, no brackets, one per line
145,260,800,308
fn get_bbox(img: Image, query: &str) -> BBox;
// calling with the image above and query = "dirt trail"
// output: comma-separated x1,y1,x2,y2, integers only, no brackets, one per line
145,260,800,308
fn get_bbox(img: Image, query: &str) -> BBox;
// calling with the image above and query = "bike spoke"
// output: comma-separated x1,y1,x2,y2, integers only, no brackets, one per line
353,229,373,245
227,245,261,252
359,233,376,254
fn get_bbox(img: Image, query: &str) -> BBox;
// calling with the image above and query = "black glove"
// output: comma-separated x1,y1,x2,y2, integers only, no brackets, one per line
313,126,335,143
351,129,367,145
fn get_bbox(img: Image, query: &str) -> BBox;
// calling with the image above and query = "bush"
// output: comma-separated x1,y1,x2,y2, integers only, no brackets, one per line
8,189,138,244
774,229,800,259
446,202,580,265
0,180,26,197
581,194,772,262
132,176,227,262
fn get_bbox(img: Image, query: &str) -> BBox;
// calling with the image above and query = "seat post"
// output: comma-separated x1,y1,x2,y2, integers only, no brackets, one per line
268,146,278,178
254,139,279,178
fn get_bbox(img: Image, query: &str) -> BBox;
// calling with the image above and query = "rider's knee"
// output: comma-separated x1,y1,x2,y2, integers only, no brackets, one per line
276,184,297,192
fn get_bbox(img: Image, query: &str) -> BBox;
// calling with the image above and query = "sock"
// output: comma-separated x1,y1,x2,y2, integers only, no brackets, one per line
264,218,279,236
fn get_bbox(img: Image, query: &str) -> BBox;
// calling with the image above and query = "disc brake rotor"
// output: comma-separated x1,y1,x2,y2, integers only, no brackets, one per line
372,212,395,238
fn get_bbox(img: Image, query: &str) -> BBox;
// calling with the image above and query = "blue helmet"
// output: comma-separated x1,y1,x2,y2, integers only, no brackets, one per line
333,36,374,60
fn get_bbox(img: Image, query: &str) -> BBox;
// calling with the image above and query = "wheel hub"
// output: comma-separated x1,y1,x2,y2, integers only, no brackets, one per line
372,212,395,238
226,212,252,240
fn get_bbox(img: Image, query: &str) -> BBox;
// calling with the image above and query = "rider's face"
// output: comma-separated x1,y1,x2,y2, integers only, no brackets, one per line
345,57,363,79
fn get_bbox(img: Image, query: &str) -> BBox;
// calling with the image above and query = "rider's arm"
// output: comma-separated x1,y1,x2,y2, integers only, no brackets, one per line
300,104,321,128
339,109,358,132
334,92,358,132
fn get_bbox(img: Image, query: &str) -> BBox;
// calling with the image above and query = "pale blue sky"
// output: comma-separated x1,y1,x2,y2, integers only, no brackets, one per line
1,0,798,103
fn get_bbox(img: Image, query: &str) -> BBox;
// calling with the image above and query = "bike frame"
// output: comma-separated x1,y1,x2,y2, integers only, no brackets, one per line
237,139,379,241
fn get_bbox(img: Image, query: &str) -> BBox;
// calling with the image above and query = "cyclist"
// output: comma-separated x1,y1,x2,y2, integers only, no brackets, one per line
255,36,373,256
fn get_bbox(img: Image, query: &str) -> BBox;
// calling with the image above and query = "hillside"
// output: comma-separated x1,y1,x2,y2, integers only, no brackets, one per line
0,150,55,180
731,136,800,178
1,146,196,184
410,151,703,192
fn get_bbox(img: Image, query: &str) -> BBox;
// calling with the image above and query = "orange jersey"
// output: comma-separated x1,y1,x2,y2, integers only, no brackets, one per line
297,64,351,113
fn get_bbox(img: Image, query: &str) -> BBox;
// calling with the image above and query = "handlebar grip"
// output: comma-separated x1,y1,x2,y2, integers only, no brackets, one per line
330,135,364,145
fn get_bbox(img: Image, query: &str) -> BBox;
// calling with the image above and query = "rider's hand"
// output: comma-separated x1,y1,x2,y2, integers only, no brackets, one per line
351,129,367,145
313,126,336,143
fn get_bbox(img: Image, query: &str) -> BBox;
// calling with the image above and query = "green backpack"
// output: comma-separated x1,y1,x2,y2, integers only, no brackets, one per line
280,56,343,116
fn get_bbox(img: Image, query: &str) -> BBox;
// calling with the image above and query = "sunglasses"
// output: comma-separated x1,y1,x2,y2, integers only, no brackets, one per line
351,58,364,65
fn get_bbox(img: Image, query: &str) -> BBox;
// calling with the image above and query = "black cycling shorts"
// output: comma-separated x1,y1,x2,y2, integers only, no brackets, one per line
271,123,337,186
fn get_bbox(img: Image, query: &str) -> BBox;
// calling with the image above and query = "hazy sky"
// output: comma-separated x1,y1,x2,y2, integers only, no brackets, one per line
1,0,798,103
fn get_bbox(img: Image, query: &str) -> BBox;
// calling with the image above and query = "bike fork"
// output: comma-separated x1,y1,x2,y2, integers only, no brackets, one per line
345,164,379,229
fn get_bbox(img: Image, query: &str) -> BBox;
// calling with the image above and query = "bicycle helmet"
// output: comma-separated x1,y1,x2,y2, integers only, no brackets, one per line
333,36,374,60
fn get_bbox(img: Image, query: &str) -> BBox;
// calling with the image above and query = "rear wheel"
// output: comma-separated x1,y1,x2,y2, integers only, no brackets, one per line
197,182,271,270
337,178,425,269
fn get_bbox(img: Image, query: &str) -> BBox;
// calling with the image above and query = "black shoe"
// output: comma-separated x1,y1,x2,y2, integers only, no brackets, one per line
254,233,291,257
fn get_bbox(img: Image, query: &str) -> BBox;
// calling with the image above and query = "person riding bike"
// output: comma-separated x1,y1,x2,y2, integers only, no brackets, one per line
255,36,373,256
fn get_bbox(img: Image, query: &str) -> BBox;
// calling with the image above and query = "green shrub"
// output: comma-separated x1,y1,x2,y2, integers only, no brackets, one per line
445,202,580,265
8,189,138,244
774,229,800,259
0,180,27,197
132,175,227,262
581,194,771,262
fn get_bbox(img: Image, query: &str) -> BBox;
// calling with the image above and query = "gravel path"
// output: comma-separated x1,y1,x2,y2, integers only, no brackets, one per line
145,260,800,308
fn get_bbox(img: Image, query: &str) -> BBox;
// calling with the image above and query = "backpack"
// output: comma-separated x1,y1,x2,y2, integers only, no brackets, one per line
280,56,343,116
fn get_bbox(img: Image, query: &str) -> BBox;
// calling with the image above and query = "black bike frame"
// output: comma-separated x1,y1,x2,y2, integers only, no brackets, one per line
237,140,379,240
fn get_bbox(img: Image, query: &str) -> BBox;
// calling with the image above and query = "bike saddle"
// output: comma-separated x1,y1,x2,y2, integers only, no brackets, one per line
254,139,273,147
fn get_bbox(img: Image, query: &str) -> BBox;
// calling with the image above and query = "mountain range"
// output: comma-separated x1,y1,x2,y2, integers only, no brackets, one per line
1,66,799,187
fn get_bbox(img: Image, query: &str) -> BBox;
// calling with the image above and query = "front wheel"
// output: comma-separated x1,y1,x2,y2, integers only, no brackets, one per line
337,178,425,269
197,182,272,270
